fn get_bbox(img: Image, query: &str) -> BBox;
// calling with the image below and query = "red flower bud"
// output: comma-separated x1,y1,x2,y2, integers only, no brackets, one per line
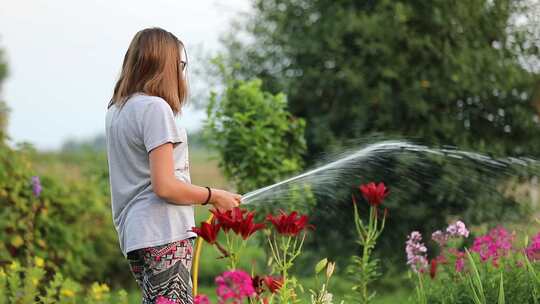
430,258,437,279
263,276,283,293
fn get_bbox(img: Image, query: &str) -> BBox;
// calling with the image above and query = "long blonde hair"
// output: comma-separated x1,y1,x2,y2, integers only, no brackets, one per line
108,27,188,115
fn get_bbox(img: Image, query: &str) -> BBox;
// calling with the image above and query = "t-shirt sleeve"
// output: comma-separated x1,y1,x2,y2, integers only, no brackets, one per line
141,98,183,153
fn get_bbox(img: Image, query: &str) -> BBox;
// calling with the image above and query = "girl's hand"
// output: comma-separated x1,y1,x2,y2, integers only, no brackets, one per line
210,189,242,211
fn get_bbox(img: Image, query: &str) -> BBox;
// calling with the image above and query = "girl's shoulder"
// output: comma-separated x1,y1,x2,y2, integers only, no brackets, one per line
128,92,166,105
122,93,171,115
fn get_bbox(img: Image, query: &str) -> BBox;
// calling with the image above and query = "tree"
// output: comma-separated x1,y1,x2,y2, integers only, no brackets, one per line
220,0,540,269
0,44,9,143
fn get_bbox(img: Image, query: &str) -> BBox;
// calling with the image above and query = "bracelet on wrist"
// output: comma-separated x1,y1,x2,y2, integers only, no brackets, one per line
202,187,212,205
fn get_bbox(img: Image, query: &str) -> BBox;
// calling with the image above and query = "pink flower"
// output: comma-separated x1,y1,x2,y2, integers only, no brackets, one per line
195,294,211,304
156,296,176,304
446,221,469,238
31,176,42,197
216,270,256,303
406,231,428,273
471,226,514,267
432,220,469,247
448,248,466,272
432,230,449,246
526,232,540,261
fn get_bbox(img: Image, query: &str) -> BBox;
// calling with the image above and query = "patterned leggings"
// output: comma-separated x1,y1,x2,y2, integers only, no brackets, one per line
127,238,196,304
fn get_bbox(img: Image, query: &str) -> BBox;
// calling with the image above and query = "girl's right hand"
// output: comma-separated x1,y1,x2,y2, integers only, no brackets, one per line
210,188,242,211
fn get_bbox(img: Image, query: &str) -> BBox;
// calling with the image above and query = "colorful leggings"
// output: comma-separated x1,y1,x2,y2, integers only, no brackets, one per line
127,238,196,304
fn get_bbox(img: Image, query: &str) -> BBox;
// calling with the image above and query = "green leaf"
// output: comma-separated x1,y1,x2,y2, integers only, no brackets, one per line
498,271,505,304
315,258,328,274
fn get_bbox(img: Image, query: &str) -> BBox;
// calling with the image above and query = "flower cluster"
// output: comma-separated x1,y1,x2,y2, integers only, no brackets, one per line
266,210,313,236
191,207,267,264
197,272,283,304
431,220,469,246
526,232,540,261
211,208,266,240
447,221,470,238
194,295,211,304
406,231,428,273
471,226,514,267
215,270,256,303
192,207,313,303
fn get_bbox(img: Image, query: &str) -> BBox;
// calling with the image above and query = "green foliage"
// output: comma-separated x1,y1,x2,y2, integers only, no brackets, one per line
0,141,130,286
223,0,540,156
220,0,540,267
348,197,387,303
204,59,306,194
0,260,128,304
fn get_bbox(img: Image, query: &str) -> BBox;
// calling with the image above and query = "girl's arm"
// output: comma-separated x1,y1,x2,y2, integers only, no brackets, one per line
149,142,241,211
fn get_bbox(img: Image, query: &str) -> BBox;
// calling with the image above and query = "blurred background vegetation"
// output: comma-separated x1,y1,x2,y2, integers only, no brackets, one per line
1,0,540,302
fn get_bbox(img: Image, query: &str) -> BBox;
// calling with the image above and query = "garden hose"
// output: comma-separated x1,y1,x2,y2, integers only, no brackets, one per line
192,213,214,296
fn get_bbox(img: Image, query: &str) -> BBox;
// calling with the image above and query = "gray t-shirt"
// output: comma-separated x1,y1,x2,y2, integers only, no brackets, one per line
105,92,196,258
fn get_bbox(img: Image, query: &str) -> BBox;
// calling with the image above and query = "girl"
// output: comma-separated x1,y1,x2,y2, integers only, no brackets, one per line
105,27,241,304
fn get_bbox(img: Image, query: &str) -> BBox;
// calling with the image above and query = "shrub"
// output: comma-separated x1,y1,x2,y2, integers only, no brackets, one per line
0,141,129,286
0,258,128,304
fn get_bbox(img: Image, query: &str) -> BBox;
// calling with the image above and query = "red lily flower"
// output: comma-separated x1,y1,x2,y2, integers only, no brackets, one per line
266,210,314,236
430,258,437,279
210,207,247,234
263,276,283,293
359,182,389,207
211,207,265,240
191,220,220,244
238,212,266,240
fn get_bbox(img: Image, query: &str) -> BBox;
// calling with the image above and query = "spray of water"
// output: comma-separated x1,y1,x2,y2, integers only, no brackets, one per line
240,140,538,207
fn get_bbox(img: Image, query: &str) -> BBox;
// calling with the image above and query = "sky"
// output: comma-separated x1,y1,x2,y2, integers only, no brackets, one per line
0,0,250,151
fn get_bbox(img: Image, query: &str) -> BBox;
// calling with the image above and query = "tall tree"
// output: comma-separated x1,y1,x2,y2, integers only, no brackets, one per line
222,0,540,157
219,0,540,268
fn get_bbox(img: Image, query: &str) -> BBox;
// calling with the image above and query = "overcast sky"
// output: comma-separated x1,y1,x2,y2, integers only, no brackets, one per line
0,0,250,151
